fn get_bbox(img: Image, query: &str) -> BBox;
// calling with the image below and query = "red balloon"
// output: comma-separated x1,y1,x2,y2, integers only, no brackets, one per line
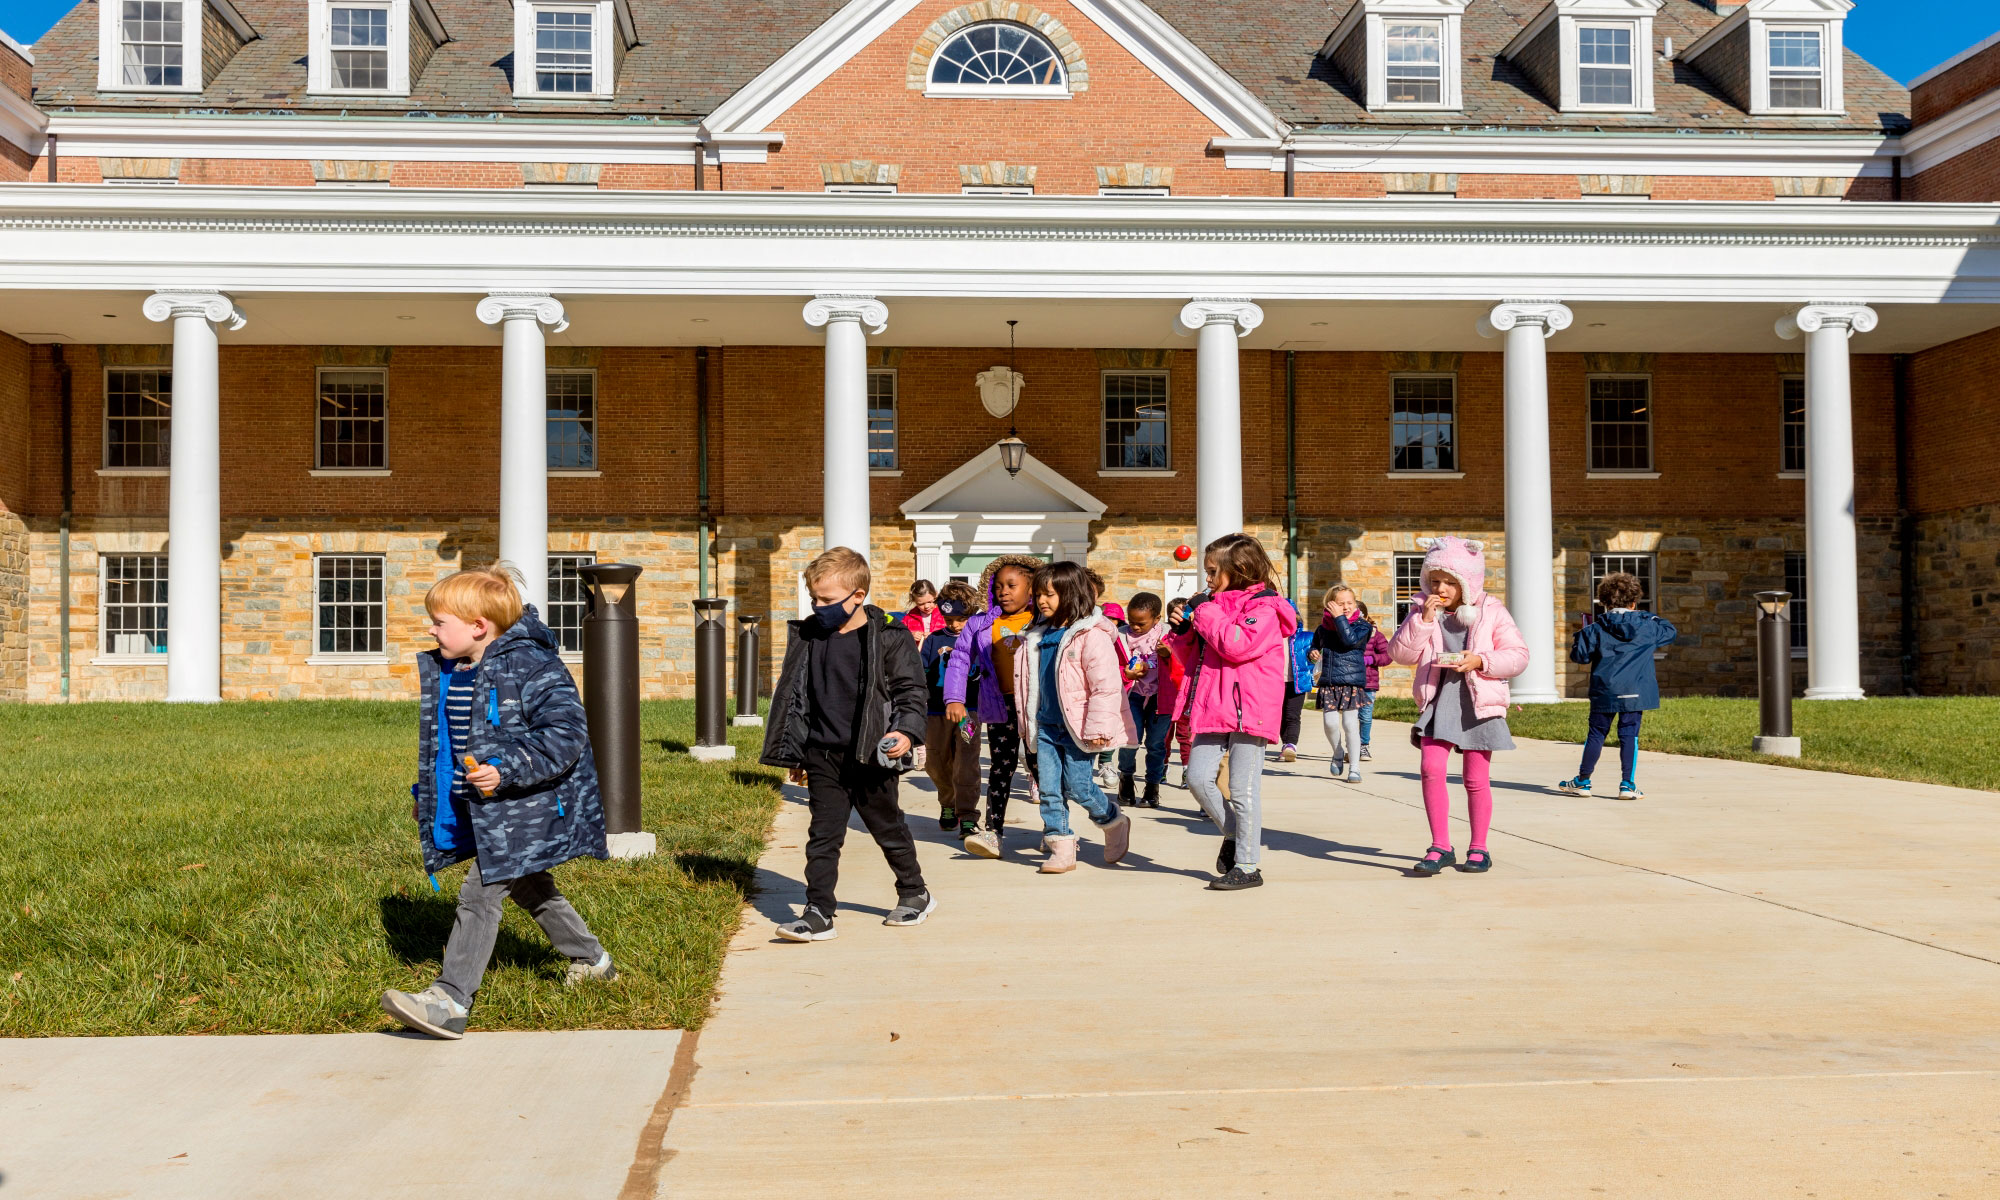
1173,544,1193,562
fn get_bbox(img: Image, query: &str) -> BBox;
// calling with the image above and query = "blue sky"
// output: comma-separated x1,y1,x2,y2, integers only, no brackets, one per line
2,0,1995,86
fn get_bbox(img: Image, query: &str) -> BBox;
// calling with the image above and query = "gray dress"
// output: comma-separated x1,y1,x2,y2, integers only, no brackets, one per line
1411,613,1516,752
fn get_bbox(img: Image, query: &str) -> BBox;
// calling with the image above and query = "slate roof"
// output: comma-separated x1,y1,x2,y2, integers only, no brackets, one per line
27,0,854,121
25,0,1909,133
1148,0,1909,134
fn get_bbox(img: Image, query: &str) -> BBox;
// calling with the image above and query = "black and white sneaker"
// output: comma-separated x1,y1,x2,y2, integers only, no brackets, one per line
1206,866,1265,892
775,905,838,942
1216,837,1236,878
883,890,938,927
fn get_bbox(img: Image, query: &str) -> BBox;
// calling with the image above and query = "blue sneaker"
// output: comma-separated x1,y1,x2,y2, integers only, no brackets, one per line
1555,777,1592,795
1618,781,1643,801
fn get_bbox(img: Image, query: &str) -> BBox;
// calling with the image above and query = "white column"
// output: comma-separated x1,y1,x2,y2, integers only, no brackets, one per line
1479,300,1573,705
143,289,244,703
1779,302,1878,700
476,293,568,613
1178,298,1263,554
804,295,888,562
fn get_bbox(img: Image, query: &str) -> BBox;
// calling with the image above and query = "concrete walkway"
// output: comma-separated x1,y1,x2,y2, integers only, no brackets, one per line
658,718,2000,1198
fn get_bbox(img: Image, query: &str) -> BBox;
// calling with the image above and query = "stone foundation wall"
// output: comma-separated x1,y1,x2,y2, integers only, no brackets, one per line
1915,501,2000,695
0,510,24,701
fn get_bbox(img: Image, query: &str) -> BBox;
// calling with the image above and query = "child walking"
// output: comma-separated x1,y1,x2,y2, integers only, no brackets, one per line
1116,592,1173,808
900,579,943,644
1310,585,1376,784
1013,562,1136,873
760,547,935,942
921,582,982,829
1557,572,1678,801
1167,534,1297,891
1161,597,1194,788
1278,601,1317,763
1388,537,1529,876
382,564,614,1041
1356,600,1390,762
943,555,1045,859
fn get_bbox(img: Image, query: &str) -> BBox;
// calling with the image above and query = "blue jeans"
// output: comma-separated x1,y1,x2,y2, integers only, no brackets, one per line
1035,726,1121,838
1579,710,1642,783
1117,692,1173,784
1359,690,1378,747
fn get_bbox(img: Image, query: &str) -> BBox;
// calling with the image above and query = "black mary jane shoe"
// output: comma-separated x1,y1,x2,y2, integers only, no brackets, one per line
1409,847,1456,877
1457,849,1492,874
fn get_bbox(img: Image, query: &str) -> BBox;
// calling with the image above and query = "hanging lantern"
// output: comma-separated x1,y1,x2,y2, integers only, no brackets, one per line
998,435,1028,477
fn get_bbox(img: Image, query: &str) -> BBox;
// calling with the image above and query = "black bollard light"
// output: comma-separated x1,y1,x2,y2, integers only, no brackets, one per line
690,597,736,762
733,614,763,728
1752,590,1801,758
579,562,655,858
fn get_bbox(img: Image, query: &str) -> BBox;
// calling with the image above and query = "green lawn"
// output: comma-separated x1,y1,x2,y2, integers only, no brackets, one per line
0,701,782,1037
1367,695,2000,792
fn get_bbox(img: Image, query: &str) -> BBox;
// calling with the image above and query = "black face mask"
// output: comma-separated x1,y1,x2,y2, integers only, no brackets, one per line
812,596,856,630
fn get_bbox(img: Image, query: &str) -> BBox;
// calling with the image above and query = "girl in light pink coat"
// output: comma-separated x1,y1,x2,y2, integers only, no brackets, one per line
1014,562,1136,874
1165,534,1298,891
1388,536,1529,876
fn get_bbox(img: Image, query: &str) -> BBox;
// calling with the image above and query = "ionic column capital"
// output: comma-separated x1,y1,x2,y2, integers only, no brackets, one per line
804,295,889,336
1479,300,1572,340
476,292,569,333
143,289,246,331
1178,298,1263,338
1777,302,1878,341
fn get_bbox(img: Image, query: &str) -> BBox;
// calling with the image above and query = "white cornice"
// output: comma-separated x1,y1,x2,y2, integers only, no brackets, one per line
0,81,47,158
703,0,925,135
1065,0,1286,140
1902,87,2000,177
1213,130,1899,178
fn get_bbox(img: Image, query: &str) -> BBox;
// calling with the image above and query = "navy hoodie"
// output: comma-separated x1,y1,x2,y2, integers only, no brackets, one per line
1569,609,1679,712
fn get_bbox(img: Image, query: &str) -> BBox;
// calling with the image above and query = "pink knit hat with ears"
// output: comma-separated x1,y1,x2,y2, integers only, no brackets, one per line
1418,536,1488,607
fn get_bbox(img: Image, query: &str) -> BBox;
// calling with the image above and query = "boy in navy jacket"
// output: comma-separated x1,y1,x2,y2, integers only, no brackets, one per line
1557,573,1678,801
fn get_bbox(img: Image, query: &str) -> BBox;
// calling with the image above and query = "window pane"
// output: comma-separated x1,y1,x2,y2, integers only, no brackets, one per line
1770,76,1823,108
1781,377,1806,474
1578,27,1634,105
316,556,386,654
867,371,897,470
1391,376,1456,472
547,554,594,654
102,554,169,655
1591,553,1656,613
1769,30,1822,70
1769,29,1823,108
1102,373,1169,470
1384,22,1443,104
1395,554,1426,627
1588,377,1652,471
318,369,387,469
546,371,596,470
121,0,184,86
1785,552,1808,650
105,368,172,468
535,8,595,93
929,20,1065,87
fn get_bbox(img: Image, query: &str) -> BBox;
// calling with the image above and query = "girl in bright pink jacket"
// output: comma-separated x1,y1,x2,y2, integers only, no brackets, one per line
1164,534,1298,892
1388,536,1529,877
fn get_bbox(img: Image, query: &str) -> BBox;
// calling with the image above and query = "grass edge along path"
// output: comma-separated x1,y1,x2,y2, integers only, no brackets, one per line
1367,694,2000,793
1,700,783,1038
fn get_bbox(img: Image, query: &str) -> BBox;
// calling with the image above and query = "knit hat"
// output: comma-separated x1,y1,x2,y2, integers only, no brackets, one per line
1417,536,1487,608
937,595,972,618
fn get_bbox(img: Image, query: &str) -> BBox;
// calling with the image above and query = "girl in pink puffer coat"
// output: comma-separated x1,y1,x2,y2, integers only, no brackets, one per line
1387,535,1529,877
1164,533,1298,892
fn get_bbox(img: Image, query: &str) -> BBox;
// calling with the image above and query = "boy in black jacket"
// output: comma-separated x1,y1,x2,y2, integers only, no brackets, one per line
1557,572,1678,801
761,546,935,942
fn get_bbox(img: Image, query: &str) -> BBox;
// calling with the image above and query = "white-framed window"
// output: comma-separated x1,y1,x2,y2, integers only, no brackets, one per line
104,367,172,470
547,553,595,656
1682,6,1844,117
330,4,389,88
1785,551,1808,656
316,367,388,471
927,21,1069,98
1590,553,1656,613
1576,23,1635,106
535,8,594,92
546,369,596,471
511,0,627,99
99,0,198,92
1321,3,1464,112
314,555,387,656
1781,375,1806,475
1766,26,1825,110
1394,553,1427,627
1391,374,1456,472
100,554,169,658
1384,20,1444,105
1102,371,1170,471
867,370,897,471
310,0,441,95
1587,375,1653,473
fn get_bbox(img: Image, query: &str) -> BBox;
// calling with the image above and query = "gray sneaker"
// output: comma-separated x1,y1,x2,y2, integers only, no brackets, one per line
776,905,838,942
564,951,617,986
381,986,467,1040
883,890,938,927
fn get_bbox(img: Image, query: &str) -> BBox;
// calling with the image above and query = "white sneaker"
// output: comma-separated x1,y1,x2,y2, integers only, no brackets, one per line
964,828,1002,859
775,906,838,942
564,951,617,986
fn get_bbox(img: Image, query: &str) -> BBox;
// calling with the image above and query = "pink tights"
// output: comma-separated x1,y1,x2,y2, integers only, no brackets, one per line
1419,737,1493,853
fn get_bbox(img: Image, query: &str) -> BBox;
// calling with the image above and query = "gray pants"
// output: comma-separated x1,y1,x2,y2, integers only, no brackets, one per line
1189,733,1267,868
436,857,604,1009
1323,708,1362,773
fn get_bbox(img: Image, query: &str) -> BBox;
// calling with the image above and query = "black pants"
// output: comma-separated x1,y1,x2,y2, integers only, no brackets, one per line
803,745,926,916
983,695,1033,833
1280,689,1306,747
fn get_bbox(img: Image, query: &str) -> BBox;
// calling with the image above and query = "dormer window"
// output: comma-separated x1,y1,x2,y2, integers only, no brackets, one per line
119,1,188,87
511,0,635,100
99,0,253,92
1501,1,1658,114
1320,1,1468,113
1577,24,1634,104
1680,0,1847,117
308,0,445,96
927,22,1069,98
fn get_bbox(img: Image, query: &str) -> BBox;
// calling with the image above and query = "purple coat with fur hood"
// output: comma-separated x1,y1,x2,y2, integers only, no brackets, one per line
941,554,1044,720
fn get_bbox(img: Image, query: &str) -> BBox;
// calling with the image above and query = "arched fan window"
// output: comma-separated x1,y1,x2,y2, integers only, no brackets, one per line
927,22,1069,96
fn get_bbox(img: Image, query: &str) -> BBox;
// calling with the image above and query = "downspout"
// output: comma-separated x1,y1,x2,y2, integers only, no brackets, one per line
1285,350,1299,607
53,344,73,701
1284,148,1296,199
46,132,57,183
695,345,712,598
1891,153,1904,202
1893,353,1916,694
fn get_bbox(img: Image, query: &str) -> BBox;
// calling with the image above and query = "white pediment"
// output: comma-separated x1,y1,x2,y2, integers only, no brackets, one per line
901,444,1106,519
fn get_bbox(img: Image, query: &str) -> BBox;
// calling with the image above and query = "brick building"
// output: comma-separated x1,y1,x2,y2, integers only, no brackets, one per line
0,0,1998,704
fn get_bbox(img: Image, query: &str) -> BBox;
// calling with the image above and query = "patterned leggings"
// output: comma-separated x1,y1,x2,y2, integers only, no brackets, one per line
981,697,1034,833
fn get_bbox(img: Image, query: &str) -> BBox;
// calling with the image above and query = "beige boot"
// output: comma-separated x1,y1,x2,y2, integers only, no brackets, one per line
1100,812,1132,866
1039,835,1079,873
